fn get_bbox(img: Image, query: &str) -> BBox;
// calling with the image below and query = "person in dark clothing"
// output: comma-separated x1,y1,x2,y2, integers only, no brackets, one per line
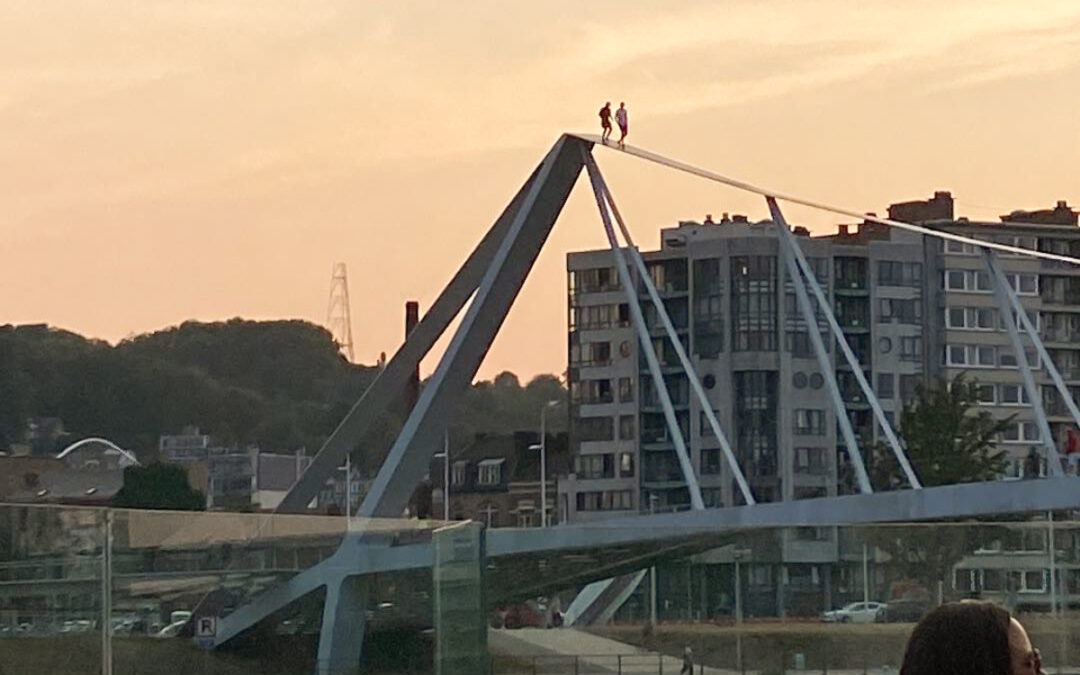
599,102,613,143
680,646,693,674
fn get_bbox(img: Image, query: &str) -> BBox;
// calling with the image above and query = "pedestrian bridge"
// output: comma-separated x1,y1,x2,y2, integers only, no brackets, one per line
206,133,1080,672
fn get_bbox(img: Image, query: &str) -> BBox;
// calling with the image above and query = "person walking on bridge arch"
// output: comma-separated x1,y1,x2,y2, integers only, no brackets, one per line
615,102,628,148
599,102,613,143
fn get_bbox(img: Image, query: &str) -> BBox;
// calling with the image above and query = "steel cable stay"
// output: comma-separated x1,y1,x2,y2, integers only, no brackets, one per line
576,134,1080,268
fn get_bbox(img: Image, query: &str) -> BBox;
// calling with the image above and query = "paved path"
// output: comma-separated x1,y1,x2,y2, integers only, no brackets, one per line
488,627,927,675
490,627,732,674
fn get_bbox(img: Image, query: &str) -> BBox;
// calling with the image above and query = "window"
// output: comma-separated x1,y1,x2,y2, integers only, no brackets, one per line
570,267,619,294
955,569,977,592
944,270,995,293
794,447,828,474
946,270,968,291
694,258,723,295
731,256,778,351
590,342,611,364
900,336,923,361
836,296,869,328
640,373,690,407
899,375,922,402
749,565,773,588
947,306,998,330
946,239,975,254
452,461,467,487
1009,274,1038,296
786,330,823,358
478,458,504,485
947,307,965,328
975,384,996,404
475,503,500,528
878,261,923,287
794,409,825,436
1024,571,1046,592
576,378,614,404
701,448,723,474
735,371,779,481
645,259,688,293
576,490,633,511
834,257,868,290
694,259,725,358
880,298,922,324
1007,570,1046,594
575,454,614,479
516,503,536,528
619,414,636,440
999,347,1040,369
877,373,895,399
576,416,614,442
619,452,635,477
1001,421,1041,443
1000,384,1031,406
694,326,724,358
618,377,634,402
983,569,1004,591
702,487,723,508
974,345,996,367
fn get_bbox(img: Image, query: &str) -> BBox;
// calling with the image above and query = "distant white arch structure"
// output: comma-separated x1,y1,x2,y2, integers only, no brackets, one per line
56,437,141,467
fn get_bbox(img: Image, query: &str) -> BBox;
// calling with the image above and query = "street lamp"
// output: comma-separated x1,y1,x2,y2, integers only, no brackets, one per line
732,547,751,673
433,431,450,522
528,400,560,528
337,454,352,531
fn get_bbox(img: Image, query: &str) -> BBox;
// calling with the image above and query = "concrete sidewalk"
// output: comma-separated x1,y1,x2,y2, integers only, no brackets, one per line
488,627,916,675
489,627,727,674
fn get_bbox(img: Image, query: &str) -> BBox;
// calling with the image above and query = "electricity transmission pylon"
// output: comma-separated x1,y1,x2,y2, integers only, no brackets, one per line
327,263,355,362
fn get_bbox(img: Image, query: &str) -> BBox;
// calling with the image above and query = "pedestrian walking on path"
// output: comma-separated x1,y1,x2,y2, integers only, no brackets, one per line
680,646,693,675
599,102,613,143
615,102,628,147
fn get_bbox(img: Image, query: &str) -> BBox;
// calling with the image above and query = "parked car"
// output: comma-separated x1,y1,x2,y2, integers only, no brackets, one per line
822,601,887,623
879,598,931,623
153,619,188,638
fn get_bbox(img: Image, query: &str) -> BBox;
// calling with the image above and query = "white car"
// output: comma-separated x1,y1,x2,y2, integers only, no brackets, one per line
153,619,188,638
822,601,887,624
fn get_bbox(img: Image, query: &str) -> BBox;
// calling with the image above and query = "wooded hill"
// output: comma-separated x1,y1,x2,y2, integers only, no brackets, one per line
0,320,566,471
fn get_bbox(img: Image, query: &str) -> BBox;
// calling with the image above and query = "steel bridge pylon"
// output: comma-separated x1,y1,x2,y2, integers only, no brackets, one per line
217,135,592,671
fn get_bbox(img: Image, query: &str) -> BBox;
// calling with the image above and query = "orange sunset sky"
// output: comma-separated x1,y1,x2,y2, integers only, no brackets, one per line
4,1,1079,381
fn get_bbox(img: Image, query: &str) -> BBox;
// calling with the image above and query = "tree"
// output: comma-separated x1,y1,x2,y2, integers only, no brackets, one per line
872,373,1012,489
112,462,206,511
868,374,1014,600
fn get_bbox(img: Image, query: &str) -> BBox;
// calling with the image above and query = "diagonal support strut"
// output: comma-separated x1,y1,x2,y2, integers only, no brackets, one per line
582,148,705,511
585,151,754,506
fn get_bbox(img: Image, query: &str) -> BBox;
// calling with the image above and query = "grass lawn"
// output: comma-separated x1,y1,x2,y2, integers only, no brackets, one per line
592,615,1080,673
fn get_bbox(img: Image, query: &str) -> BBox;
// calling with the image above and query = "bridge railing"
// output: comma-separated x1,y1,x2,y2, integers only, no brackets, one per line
3,502,1080,674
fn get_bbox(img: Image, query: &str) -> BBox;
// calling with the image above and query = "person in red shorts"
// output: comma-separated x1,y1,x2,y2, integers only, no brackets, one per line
599,102,613,143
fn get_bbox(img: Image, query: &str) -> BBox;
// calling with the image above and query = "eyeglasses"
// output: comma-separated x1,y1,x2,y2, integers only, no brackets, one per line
1022,647,1044,675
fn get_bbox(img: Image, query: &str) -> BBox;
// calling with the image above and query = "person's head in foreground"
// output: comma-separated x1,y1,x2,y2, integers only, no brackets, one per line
900,601,1044,675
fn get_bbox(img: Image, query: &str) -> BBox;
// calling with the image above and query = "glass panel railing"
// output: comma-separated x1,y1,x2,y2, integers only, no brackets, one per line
4,502,1080,674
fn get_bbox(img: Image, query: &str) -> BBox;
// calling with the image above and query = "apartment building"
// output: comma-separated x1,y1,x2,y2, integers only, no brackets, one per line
562,195,1080,521
159,428,312,510
916,197,1080,478
560,195,1080,619
560,212,929,524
